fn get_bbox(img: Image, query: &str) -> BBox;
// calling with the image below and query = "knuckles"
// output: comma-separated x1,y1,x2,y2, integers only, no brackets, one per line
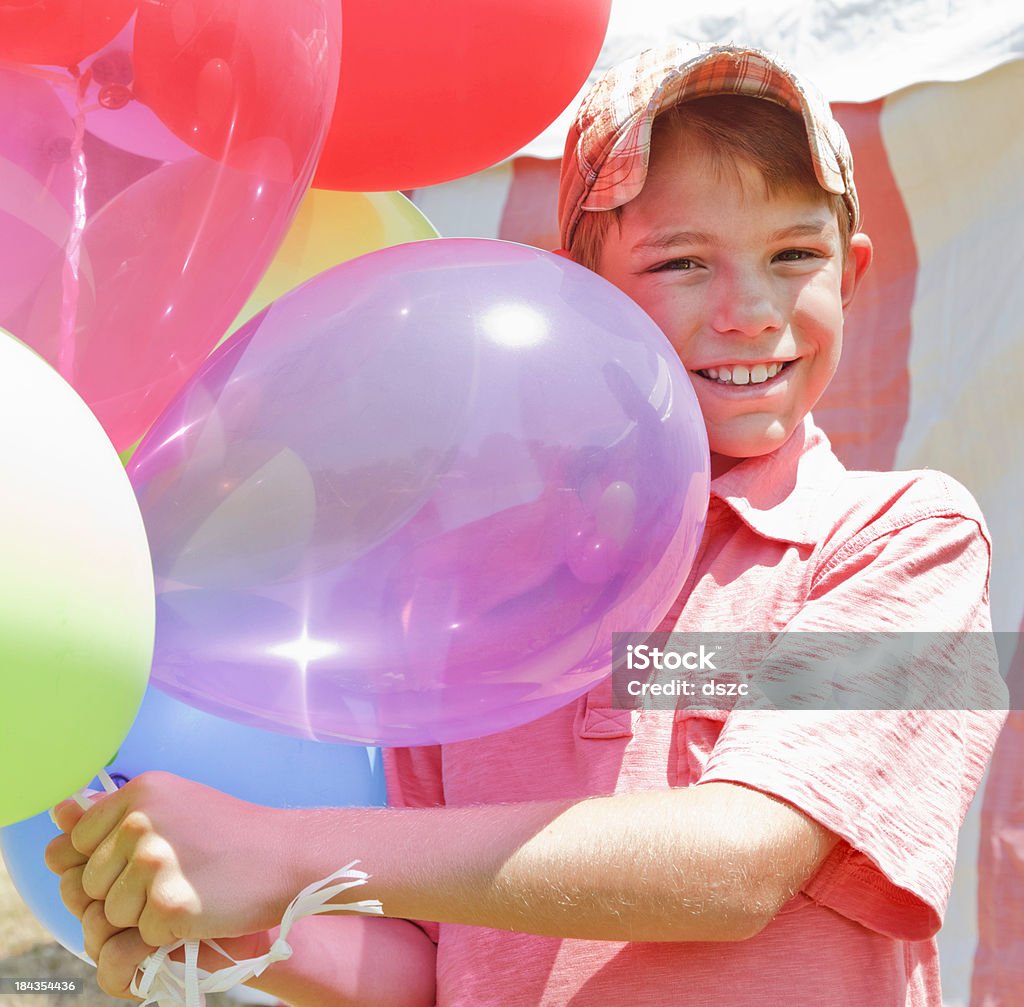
137,915,175,951
62,770,215,962
148,891,192,927
81,863,110,902
137,890,197,947
130,835,174,873
95,931,151,1000
119,810,155,841
44,834,84,874
103,896,141,930
51,799,84,835
58,868,91,918
81,901,110,962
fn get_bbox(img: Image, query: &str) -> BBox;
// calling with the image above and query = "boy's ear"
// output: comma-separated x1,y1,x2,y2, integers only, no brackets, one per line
841,233,873,310
551,248,573,260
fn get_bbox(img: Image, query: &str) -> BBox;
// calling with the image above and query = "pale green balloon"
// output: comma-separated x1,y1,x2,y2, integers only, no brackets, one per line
0,330,154,827
118,438,140,468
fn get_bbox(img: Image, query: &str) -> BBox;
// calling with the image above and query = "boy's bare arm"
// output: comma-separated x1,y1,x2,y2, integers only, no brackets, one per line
318,781,836,943
52,772,838,950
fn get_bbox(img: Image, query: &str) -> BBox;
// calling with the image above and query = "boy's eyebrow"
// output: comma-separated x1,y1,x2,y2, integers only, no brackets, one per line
631,219,836,254
631,231,715,253
766,221,836,242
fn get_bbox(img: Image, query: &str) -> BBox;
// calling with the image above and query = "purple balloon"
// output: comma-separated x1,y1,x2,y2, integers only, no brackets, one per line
130,239,710,746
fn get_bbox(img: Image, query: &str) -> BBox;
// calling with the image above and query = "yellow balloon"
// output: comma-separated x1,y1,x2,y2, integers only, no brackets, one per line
232,189,440,332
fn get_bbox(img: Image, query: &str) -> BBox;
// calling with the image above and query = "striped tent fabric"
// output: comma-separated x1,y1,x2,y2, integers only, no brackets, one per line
409,25,1024,1007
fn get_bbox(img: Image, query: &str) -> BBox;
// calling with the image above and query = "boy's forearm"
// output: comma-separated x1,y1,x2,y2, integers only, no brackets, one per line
58,773,835,953
244,915,436,1007
296,782,837,943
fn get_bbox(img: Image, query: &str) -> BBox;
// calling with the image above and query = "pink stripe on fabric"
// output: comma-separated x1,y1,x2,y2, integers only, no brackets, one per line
972,619,1024,1006
814,100,915,471
498,157,561,250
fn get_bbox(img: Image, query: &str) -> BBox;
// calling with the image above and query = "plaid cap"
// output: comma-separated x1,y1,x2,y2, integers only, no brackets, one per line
558,43,860,250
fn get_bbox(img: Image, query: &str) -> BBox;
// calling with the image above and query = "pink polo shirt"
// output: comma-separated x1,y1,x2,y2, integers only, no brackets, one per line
384,415,1007,1007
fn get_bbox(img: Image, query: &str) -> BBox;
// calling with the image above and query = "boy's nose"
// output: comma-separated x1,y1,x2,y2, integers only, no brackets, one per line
709,272,783,337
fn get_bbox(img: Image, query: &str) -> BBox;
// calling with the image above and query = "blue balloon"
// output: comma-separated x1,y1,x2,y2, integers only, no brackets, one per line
0,685,385,957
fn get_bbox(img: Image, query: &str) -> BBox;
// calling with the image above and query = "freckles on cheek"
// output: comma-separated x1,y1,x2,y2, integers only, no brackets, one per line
794,277,845,327
796,304,844,356
650,309,698,364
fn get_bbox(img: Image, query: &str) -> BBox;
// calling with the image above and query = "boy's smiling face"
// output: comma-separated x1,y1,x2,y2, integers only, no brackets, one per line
594,136,872,473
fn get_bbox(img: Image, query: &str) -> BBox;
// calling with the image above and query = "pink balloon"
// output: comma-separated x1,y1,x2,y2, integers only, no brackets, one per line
0,1,339,451
130,239,711,746
0,70,76,321
18,156,310,447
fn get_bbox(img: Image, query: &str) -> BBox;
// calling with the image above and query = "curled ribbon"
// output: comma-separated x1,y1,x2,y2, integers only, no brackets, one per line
129,863,384,1007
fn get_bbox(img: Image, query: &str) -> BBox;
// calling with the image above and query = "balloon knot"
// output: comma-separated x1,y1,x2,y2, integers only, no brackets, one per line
99,83,133,110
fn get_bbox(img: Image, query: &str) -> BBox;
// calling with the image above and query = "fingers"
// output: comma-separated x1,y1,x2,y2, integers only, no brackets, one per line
84,821,190,938
59,861,158,964
93,928,157,1001
102,848,168,930
55,835,152,931
80,810,152,902
58,865,92,919
51,798,87,835
69,786,130,857
44,832,87,876
81,900,124,966
136,880,200,949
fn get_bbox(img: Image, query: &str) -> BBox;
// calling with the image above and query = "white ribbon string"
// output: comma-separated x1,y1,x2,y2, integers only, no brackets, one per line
127,862,384,1006
55,766,120,819
55,772,384,1006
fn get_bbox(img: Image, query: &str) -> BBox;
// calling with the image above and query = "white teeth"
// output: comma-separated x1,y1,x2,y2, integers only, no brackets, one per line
699,361,788,384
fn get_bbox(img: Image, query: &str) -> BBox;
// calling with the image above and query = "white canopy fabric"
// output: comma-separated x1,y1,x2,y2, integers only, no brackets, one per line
519,0,1024,159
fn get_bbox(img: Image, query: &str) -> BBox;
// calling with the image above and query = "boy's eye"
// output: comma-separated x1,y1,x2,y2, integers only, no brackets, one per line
652,258,696,272
774,248,818,262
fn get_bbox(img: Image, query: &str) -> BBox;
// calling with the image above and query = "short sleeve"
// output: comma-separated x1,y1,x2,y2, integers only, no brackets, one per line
383,745,445,811
698,481,1007,940
382,745,445,943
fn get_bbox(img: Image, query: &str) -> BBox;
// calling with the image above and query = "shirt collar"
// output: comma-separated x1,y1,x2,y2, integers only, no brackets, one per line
709,414,845,547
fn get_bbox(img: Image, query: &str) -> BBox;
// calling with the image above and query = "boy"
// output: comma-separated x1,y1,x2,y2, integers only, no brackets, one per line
47,43,1006,1006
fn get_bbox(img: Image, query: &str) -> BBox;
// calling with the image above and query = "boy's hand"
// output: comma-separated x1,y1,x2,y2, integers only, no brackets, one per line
46,772,300,949
45,809,273,999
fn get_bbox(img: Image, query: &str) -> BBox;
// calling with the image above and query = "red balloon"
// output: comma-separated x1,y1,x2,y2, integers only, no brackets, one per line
0,0,137,66
314,0,611,191
132,0,338,180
